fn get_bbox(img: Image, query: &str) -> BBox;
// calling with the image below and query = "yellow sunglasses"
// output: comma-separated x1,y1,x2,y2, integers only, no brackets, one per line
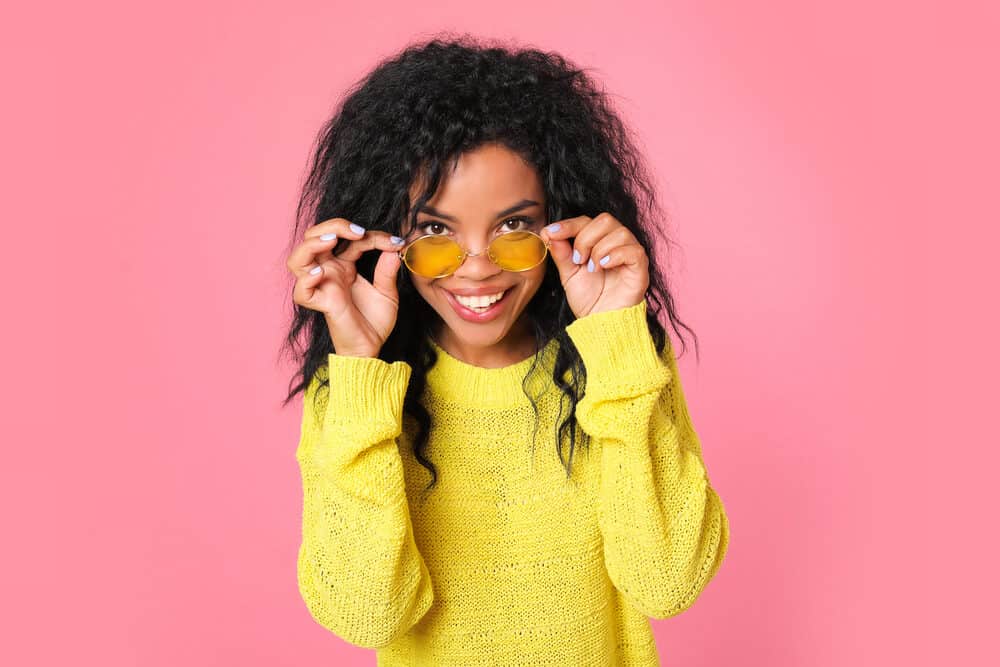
397,230,551,279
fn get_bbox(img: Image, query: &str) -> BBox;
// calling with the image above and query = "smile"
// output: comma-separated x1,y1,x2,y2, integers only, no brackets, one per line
442,288,512,322
448,289,507,309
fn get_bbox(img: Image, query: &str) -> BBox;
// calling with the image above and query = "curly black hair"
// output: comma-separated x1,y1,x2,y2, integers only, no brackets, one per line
279,32,699,497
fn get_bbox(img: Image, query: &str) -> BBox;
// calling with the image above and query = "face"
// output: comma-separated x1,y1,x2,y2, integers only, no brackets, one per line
401,143,548,362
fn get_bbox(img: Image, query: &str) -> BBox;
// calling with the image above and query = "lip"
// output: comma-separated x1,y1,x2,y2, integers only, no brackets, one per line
442,286,512,323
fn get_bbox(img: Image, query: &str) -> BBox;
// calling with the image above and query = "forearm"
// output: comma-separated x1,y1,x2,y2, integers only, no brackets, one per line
294,355,434,647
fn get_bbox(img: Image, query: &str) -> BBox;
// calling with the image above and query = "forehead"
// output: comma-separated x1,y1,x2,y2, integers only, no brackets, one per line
407,144,544,219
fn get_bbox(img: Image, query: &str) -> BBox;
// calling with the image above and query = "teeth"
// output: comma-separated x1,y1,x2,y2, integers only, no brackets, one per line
453,290,505,309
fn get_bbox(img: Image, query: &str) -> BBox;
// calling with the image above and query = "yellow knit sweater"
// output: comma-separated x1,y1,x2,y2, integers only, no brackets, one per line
294,300,729,666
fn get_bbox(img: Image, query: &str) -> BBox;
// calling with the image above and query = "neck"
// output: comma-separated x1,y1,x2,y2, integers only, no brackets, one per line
432,318,537,369
423,326,560,409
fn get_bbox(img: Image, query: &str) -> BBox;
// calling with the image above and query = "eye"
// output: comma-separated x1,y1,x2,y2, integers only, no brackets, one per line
416,221,451,236
413,216,535,238
499,216,534,233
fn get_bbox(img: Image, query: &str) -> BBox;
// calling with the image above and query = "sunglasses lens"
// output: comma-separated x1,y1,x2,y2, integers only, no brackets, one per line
403,231,547,277
489,231,548,271
404,236,464,278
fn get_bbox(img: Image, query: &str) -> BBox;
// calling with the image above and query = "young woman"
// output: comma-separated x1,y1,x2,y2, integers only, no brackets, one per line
282,35,729,666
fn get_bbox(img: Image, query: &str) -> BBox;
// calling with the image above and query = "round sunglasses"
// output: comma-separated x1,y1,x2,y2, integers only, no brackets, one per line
397,230,551,279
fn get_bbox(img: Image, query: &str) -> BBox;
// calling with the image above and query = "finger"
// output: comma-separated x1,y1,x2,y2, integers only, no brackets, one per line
544,237,581,282
298,218,367,269
589,243,647,272
538,215,592,246
303,217,368,241
291,261,329,308
587,227,636,271
335,231,406,263
561,213,621,267
371,248,403,302
286,234,341,277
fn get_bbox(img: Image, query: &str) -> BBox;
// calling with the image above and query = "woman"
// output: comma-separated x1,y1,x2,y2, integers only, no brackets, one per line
282,35,730,666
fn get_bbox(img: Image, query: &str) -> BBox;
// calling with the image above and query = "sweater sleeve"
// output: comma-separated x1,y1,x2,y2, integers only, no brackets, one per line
564,300,730,619
294,353,434,648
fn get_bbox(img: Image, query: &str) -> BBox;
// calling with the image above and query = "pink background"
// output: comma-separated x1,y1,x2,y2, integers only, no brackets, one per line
3,1,996,665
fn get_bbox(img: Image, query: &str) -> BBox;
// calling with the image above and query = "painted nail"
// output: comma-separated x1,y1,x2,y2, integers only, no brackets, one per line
391,236,404,245
319,233,336,241
599,255,610,266
573,249,582,264
309,266,322,275
587,258,595,272
349,223,366,234
546,223,561,233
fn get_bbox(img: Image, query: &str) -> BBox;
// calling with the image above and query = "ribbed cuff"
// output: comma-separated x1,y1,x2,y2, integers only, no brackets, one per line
322,353,412,431
564,300,671,397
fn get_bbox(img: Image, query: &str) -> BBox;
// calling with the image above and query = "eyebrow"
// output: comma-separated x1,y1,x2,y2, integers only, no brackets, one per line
416,199,541,222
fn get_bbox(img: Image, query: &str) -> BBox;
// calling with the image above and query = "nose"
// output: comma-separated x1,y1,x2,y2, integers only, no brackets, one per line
453,242,502,280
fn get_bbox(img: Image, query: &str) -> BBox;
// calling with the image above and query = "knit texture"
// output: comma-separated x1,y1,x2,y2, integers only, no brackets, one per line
294,300,729,665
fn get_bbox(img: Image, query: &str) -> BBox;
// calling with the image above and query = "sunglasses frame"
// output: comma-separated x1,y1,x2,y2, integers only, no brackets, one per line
397,230,552,279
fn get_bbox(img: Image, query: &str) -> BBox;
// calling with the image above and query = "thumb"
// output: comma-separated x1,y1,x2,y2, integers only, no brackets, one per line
546,237,576,281
372,248,402,301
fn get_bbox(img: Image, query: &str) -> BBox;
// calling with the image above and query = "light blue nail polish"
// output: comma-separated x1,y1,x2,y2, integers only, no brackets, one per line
573,249,581,264
349,223,366,234
599,255,610,266
391,236,404,244
546,223,561,233
319,233,336,241
587,258,595,272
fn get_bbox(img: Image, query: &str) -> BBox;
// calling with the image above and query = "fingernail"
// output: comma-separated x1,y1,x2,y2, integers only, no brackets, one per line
573,249,582,264
309,266,322,275
546,223,561,233
349,223,366,234
391,236,404,245
599,255,610,266
319,233,336,241
587,258,595,272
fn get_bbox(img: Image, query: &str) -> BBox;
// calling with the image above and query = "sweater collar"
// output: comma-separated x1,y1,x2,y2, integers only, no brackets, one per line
423,335,560,408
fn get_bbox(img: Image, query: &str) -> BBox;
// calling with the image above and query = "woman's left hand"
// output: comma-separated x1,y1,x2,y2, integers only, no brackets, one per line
539,213,650,319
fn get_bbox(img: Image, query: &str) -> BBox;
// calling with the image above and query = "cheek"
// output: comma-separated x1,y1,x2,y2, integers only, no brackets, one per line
510,269,547,305
521,266,547,290
405,273,432,301
414,279,437,303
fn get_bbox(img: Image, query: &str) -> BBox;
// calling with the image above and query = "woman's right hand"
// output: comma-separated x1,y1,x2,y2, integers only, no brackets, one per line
288,218,406,357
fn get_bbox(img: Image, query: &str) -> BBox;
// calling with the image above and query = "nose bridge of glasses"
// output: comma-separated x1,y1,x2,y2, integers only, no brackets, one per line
448,230,502,257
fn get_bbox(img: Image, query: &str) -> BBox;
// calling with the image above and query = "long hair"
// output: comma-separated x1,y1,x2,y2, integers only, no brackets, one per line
279,33,699,496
